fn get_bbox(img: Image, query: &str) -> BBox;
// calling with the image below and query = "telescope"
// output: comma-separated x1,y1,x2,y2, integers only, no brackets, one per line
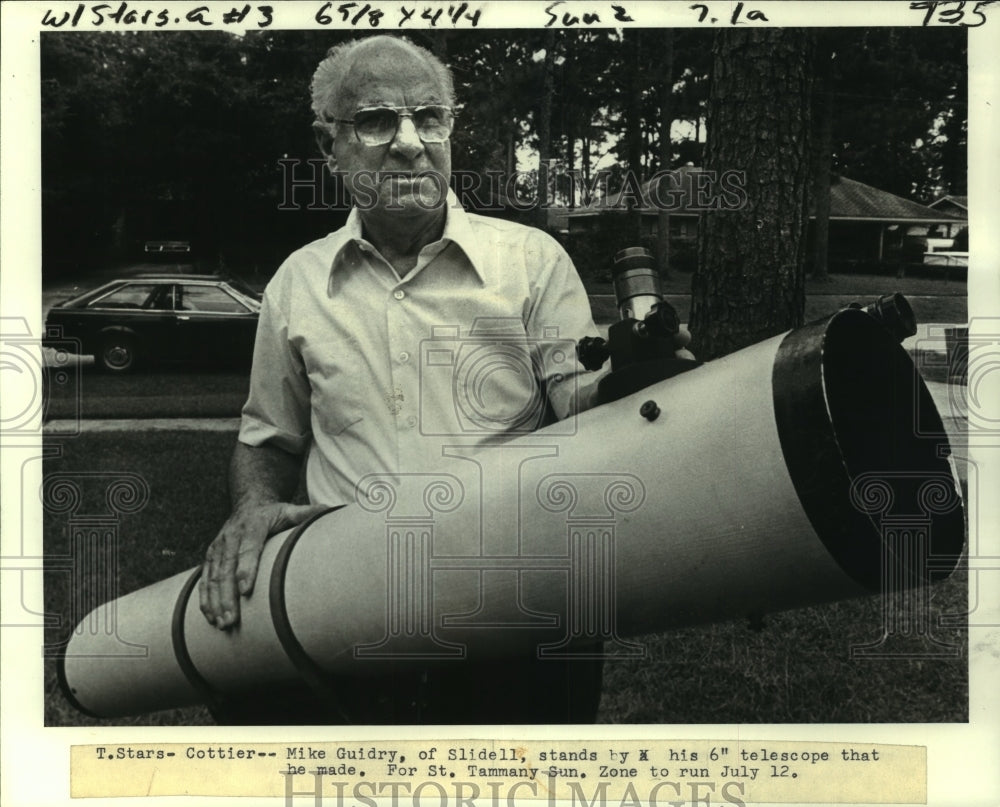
57,251,964,718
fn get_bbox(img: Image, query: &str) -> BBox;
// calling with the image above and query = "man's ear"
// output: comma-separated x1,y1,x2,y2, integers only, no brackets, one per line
312,121,337,173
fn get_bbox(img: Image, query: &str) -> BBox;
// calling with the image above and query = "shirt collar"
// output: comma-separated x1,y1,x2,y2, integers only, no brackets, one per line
329,190,487,284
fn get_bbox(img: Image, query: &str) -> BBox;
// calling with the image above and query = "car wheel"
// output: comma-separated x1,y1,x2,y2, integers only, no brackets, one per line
98,335,137,373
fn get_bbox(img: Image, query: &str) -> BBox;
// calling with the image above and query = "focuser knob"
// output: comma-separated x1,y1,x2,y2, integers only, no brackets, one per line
577,335,611,371
635,301,681,340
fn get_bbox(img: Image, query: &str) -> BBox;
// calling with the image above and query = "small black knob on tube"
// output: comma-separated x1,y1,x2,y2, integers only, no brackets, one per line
639,400,661,421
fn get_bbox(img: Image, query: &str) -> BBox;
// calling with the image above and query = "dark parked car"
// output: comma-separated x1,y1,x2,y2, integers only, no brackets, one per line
44,274,261,372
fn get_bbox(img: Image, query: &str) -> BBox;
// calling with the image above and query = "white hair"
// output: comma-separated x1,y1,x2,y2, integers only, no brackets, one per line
309,36,455,123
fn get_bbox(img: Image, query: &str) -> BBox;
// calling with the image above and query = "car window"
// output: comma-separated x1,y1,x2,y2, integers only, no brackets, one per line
88,284,162,310
179,284,251,314
145,285,175,310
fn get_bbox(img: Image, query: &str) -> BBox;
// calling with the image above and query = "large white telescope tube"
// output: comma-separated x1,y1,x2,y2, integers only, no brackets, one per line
58,308,964,718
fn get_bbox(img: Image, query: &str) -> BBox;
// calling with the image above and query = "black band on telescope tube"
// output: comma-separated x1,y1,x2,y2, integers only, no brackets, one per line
170,567,223,707
772,307,964,592
269,506,350,717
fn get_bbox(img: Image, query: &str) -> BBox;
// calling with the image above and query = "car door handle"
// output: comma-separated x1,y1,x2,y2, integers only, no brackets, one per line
177,315,190,321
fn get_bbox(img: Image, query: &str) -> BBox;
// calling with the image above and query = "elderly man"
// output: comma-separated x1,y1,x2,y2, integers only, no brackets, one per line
198,35,613,724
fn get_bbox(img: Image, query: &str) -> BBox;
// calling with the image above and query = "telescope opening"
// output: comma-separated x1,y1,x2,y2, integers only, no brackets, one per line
773,308,965,591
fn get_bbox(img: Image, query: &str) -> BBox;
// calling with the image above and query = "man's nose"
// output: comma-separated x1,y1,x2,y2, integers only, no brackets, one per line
389,116,424,159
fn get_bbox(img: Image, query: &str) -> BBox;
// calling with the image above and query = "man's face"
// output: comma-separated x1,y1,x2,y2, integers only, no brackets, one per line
322,42,452,220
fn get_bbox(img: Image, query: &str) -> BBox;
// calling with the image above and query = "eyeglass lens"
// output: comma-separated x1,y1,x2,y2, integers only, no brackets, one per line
353,106,453,145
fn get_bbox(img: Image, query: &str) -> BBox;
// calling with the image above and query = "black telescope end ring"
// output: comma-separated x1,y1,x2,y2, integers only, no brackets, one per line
772,307,964,592
55,646,103,720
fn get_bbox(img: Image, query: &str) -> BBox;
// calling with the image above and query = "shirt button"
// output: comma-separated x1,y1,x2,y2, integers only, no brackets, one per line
393,290,406,300
398,352,410,364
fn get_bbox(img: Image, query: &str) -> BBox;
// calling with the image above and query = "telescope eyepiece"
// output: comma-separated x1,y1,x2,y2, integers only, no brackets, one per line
612,247,663,322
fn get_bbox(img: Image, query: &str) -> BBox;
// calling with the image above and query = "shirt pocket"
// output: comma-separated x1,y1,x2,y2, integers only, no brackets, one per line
299,337,367,436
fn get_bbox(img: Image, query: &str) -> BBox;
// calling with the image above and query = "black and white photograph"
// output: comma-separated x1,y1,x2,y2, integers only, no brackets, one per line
1,1,998,804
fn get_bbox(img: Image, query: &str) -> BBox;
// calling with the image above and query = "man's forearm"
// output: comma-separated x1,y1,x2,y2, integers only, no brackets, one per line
571,376,604,415
228,441,303,511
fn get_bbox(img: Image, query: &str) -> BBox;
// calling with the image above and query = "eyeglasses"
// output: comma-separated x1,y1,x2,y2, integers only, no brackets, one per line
325,105,456,147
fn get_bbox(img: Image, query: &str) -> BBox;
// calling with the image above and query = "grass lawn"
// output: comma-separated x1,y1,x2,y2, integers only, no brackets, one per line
45,369,251,421
599,578,967,723
43,432,235,727
43,430,968,727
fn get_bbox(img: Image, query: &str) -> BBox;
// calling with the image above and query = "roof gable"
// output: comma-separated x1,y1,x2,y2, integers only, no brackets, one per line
928,195,968,211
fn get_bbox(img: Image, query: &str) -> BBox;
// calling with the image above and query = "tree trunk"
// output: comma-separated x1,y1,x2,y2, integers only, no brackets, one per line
690,29,814,360
656,31,675,279
505,126,516,179
565,86,577,208
941,42,967,196
537,31,556,229
810,34,834,281
626,31,644,242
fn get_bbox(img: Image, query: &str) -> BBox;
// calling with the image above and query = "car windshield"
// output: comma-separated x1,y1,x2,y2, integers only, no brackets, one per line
223,276,263,301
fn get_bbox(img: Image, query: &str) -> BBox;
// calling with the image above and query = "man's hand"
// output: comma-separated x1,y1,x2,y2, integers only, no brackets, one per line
673,326,696,360
199,501,326,629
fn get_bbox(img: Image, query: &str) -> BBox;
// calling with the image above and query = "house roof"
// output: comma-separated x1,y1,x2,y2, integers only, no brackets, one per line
823,176,965,223
566,169,966,225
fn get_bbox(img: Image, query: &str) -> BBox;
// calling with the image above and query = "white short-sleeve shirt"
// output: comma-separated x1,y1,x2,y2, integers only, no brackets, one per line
239,196,600,506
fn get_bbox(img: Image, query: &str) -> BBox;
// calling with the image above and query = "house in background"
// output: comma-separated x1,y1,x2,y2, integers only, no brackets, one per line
928,194,968,229
923,194,969,269
546,206,571,235
565,167,967,270
565,163,703,243
815,176,966,266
